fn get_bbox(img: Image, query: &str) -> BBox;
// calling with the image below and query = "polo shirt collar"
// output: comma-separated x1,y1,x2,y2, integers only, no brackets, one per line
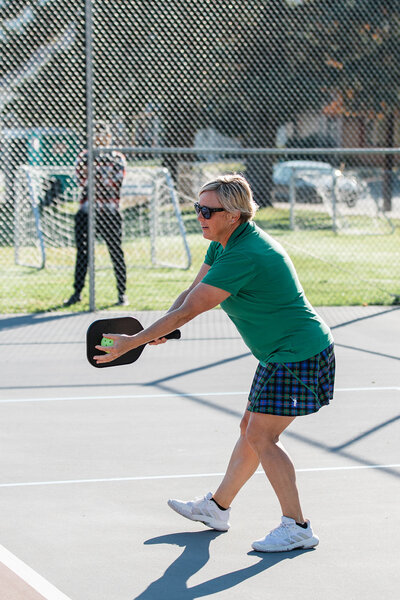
225,221,253,250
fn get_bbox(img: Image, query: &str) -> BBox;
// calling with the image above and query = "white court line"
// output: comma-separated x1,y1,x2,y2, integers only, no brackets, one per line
0,386,399,404
0,544,72,600
0,464,399,489
0,391,246,403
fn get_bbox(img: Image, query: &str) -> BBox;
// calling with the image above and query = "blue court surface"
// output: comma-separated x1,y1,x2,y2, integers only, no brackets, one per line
0,306,399,600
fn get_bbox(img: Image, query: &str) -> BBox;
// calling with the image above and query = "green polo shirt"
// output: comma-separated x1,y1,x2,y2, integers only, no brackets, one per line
202,221,333,363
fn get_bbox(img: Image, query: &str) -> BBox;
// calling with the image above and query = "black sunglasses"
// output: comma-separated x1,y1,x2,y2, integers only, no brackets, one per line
194,202,225,220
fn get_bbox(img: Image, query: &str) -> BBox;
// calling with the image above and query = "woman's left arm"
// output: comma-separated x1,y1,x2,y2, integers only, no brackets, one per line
93,283,230,364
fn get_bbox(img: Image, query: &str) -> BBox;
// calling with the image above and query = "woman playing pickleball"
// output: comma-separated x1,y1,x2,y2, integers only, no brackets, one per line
94,174,335,553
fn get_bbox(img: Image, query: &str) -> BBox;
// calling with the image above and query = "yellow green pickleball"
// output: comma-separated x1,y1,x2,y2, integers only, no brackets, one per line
101,337,114,347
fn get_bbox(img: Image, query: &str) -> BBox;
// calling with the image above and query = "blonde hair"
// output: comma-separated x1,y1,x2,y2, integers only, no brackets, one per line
199,174,258,222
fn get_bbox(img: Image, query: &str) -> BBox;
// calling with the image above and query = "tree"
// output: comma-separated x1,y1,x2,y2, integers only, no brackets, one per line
93,0,318,201
297,0,400,210
1,0,324,207
0,1,85,128
235,0,329,205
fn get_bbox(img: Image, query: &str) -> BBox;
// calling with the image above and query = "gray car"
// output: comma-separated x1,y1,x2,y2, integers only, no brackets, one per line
272,160,360,207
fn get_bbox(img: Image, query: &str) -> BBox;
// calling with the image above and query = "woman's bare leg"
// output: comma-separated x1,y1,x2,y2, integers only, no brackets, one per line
245,413,304,523
212,408,260,508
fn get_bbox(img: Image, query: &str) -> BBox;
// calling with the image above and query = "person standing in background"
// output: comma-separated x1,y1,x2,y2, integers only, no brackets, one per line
64,121,128,307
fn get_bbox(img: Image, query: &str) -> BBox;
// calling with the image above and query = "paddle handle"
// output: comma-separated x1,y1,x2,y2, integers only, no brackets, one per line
156,329,181,341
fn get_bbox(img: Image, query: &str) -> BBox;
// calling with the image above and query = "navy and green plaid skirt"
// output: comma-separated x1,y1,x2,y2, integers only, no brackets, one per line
247,344,335,417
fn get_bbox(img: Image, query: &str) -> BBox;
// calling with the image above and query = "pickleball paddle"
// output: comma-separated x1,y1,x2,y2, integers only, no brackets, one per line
86,316,181,368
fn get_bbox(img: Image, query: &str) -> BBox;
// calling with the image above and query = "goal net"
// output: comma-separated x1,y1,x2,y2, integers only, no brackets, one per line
272,162,395,235
13,164,192,270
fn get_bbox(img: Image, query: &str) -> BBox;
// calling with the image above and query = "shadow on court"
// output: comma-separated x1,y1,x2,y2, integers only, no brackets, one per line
334,342,400,362
135,531,312,599
329,306,399,330
139,379,400,480
286,427,400,479
0,311,84,331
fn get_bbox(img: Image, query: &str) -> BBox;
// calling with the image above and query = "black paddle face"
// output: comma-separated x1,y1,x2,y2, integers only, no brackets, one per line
86,316,145,368
86,316,181,368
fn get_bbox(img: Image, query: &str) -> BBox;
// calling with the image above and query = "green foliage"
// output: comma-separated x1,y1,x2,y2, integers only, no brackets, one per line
0,1,85,127
2,0,399,137
297,0,400,115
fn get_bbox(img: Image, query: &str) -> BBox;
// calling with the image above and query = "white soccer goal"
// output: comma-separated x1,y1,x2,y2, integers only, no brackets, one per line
275,162,395,235
13,164,192,270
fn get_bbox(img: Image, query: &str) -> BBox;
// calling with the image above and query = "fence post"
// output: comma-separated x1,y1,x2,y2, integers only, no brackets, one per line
85,0,95,311
289,169,295,230
331,169,338,233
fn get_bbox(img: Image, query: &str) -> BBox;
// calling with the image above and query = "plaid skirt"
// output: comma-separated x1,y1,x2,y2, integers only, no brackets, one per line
247,343,335,417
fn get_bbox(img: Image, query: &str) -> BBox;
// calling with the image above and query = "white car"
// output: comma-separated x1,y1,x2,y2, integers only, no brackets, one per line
272,160,360,207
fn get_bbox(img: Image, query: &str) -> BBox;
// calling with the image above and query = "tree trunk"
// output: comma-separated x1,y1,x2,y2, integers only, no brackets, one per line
245,127,276,207
161,101,198,183
245,153,274,207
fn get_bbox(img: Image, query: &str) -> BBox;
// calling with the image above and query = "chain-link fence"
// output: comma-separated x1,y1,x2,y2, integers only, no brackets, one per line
1,0,400,315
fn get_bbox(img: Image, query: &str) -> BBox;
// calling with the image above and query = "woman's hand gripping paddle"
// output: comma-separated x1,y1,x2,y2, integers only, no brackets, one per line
86,316,181,368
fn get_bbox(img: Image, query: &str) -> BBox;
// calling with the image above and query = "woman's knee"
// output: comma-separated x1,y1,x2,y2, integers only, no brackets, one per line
245,422,280,452
239,411,251,436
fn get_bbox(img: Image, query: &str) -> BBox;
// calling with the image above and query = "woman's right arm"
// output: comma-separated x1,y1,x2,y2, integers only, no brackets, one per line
167,262,211,312
93,276,230,364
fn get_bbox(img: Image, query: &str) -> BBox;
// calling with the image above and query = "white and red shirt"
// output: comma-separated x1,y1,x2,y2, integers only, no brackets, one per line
75,149,127,209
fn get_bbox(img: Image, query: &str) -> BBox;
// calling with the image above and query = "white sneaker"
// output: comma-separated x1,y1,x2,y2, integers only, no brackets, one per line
167,492,231,531
252,516,319,552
